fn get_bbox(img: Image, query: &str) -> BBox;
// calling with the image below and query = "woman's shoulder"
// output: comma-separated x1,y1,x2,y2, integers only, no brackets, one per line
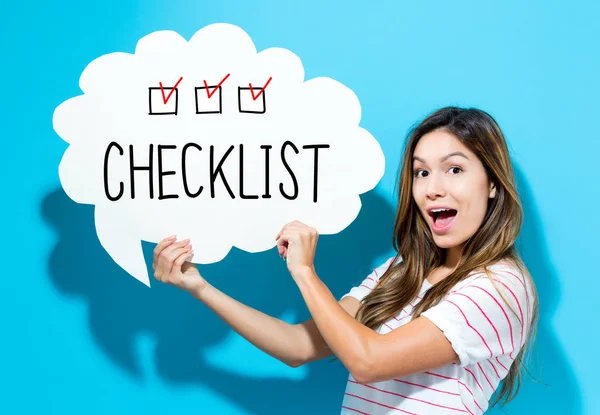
467,257,522,276
460,258,530,293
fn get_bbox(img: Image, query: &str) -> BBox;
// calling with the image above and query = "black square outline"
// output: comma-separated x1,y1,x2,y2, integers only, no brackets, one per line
238,86,266,114
195,85,223,114
148,87,178,115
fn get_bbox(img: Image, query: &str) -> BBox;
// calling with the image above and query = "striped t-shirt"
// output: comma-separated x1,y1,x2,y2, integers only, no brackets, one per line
339,256,534,415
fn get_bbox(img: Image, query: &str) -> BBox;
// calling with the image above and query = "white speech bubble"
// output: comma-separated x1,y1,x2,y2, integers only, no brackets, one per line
53,23,385,287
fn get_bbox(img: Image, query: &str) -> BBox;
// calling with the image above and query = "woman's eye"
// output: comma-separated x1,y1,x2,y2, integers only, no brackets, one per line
413,167,462,178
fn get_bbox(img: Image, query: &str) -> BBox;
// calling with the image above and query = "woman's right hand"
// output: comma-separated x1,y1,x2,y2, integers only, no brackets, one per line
153,235,207,295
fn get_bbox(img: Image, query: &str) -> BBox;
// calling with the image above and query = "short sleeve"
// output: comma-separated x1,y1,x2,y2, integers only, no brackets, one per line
420,267,532,367
340,256,400,303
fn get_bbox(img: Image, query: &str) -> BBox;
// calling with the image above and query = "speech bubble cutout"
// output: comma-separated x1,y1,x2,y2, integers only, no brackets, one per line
53,23,385,287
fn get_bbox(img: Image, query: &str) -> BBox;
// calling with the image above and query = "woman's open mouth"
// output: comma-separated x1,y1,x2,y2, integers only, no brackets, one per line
428,209,458,234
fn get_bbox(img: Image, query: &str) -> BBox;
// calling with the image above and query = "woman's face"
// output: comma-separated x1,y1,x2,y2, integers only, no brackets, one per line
411,129,496,252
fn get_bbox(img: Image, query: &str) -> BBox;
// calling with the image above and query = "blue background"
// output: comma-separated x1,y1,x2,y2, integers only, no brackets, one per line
2,0,598,413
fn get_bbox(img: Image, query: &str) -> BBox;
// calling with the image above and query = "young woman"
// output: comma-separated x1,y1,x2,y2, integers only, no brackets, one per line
152,106,538,414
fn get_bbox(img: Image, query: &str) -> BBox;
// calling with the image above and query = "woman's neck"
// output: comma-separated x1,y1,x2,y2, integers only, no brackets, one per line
444,244,465,269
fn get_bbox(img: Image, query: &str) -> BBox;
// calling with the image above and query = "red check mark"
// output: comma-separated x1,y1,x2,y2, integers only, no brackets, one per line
159,76,183,104
203,73,231,98
249,77,272,100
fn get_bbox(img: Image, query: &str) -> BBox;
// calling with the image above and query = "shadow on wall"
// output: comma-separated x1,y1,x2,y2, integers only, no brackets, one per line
41,164,581,414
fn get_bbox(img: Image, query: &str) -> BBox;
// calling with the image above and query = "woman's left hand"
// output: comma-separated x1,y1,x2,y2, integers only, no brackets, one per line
275,220,319,280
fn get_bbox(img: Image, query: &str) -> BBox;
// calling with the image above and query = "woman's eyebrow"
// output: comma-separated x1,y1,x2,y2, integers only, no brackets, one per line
412,151,470,164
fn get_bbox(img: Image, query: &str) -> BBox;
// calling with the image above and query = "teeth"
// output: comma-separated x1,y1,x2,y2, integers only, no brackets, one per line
431,208,451,213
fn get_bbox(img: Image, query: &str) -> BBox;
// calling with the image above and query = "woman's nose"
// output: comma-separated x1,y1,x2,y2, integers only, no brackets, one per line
426,172,446,199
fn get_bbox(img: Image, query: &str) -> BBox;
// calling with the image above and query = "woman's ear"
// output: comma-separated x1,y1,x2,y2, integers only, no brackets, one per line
489,182,496,198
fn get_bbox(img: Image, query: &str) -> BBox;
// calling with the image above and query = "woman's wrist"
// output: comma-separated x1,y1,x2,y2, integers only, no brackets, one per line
292,265,317,283
189,280,212,301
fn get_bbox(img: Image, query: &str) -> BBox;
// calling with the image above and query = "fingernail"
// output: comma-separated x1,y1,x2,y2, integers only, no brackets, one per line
168,235,176,240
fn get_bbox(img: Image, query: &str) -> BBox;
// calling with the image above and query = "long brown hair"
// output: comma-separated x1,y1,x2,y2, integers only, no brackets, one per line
351,106,539,407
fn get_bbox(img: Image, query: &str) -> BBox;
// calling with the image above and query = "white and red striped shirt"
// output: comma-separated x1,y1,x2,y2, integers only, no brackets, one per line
339,256,534,415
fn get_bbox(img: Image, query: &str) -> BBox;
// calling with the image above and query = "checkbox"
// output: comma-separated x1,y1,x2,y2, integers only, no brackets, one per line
148,87,178,115
238,86,266,114
195,85,222,114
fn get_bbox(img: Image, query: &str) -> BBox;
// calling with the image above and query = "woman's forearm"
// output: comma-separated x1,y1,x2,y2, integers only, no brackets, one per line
191,282,307,367
294,268,375,378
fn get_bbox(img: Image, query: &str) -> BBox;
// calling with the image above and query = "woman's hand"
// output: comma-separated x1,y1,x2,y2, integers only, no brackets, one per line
275,220,318,280
152,235,207,295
